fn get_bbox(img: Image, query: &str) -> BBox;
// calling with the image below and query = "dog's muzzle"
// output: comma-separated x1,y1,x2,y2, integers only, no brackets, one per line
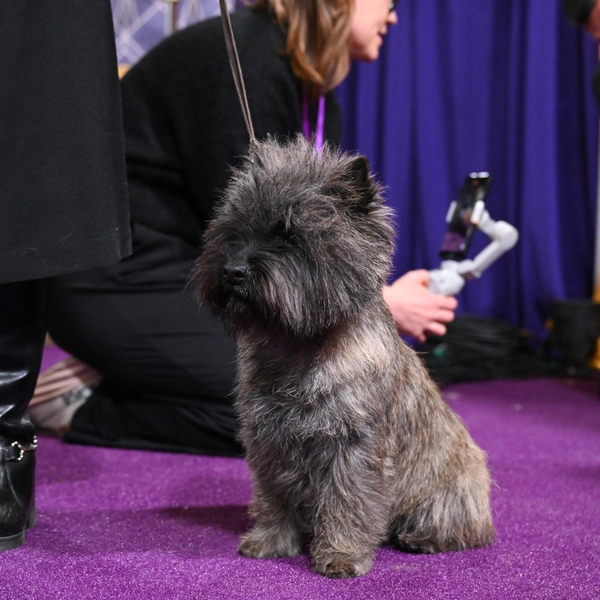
223,263,250,288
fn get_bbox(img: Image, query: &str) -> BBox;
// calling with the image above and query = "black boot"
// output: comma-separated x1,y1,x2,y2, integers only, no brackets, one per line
0,279,48,551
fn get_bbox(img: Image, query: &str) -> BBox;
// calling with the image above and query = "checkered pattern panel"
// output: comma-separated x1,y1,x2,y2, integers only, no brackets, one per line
111,0,235,64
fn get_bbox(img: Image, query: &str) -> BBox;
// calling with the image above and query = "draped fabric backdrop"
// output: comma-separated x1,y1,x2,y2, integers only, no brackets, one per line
112,0,599,337
337,1,600,337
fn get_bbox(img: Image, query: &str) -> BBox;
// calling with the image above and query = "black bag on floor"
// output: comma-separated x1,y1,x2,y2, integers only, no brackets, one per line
545,299,600,368
416,314,544,386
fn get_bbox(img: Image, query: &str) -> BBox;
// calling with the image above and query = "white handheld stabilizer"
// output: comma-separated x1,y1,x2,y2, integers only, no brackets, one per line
429,199,519,296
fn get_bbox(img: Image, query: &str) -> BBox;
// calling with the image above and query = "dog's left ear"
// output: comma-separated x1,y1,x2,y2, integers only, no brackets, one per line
348,156,370,184
347,155,382,210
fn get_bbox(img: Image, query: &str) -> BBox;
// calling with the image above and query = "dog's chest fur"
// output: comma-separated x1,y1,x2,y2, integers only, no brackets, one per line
237,306,396,432
234,305,403,504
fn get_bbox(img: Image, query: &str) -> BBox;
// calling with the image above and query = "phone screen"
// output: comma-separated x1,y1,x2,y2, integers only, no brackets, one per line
439,173,492,260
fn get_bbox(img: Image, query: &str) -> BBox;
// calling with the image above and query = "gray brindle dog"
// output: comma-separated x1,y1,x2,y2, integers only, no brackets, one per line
193,136,494,578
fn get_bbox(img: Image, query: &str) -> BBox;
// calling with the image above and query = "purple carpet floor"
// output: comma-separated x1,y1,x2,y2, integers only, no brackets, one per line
1,377,599,599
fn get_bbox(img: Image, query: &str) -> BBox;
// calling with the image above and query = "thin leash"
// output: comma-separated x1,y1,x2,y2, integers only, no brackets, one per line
218,0,257,148
217,0,325,152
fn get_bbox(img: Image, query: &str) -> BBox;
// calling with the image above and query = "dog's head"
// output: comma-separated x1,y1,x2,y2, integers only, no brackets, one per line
192,135,395,337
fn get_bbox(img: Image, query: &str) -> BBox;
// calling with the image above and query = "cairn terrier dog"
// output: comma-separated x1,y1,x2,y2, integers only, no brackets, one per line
193,136,494,578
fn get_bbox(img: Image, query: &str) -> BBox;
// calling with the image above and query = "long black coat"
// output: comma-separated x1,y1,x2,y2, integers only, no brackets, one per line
0,0,131,284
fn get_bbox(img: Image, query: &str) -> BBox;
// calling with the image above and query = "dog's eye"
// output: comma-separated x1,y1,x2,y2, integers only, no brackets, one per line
272,220,297,245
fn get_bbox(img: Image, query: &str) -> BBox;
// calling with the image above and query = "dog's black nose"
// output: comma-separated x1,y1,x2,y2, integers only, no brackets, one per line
224,264,249,287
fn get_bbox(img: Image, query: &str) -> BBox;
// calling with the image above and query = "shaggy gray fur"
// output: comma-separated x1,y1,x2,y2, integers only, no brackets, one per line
192,136,494,578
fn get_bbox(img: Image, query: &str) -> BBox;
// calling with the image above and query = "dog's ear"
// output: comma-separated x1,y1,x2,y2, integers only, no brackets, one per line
348,156,370,184
346,155,383,210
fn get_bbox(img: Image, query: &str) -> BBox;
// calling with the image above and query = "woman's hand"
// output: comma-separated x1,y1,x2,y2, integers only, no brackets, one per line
382,270,458,343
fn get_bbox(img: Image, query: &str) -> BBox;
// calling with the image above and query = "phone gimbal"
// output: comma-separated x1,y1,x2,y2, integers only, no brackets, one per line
428,199,519,296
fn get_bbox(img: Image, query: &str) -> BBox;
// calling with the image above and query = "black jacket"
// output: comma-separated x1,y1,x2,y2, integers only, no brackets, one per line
0,0,131,284
108,7,343,289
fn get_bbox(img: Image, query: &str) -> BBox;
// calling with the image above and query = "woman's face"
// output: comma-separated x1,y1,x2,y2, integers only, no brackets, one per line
349,0,398,62
584,0,600,42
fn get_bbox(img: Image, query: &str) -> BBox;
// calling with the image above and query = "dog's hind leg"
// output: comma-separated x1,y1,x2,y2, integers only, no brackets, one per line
392,466,494,554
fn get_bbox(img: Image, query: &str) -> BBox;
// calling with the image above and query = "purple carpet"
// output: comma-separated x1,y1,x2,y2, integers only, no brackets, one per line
1,378,599,599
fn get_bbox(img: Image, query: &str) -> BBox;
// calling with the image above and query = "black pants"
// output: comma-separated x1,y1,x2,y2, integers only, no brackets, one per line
0,279,48,442
47,266,242,456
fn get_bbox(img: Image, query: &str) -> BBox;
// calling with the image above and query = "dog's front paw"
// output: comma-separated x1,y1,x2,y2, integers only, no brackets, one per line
314,553,373,579
238,527,301,559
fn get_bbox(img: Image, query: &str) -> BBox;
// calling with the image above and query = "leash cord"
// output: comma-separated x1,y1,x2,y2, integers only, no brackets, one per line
218,0,257,147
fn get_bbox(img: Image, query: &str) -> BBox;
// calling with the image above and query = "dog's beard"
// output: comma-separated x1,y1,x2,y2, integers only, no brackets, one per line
217,280,263,331
213,261,316,335
197,250,370,338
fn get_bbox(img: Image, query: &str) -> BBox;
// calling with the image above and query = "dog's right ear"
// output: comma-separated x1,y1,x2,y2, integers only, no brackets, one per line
348,156,370,184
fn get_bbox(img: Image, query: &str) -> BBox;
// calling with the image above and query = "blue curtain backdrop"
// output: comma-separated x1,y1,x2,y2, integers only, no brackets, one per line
337,1,599,337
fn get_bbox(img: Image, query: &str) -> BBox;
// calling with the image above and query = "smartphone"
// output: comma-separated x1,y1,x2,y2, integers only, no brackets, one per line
439,172,492,260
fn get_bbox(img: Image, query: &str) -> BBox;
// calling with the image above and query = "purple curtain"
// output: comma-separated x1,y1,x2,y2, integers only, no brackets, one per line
337,1,599,337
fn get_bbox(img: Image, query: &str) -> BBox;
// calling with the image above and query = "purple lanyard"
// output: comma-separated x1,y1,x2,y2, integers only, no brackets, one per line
302,87,325,153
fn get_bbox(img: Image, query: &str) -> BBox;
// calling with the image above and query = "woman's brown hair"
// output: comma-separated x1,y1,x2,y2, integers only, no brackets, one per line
248,0,354,101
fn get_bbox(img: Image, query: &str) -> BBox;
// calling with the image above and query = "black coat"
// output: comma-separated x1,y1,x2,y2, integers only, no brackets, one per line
0,0,131,284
